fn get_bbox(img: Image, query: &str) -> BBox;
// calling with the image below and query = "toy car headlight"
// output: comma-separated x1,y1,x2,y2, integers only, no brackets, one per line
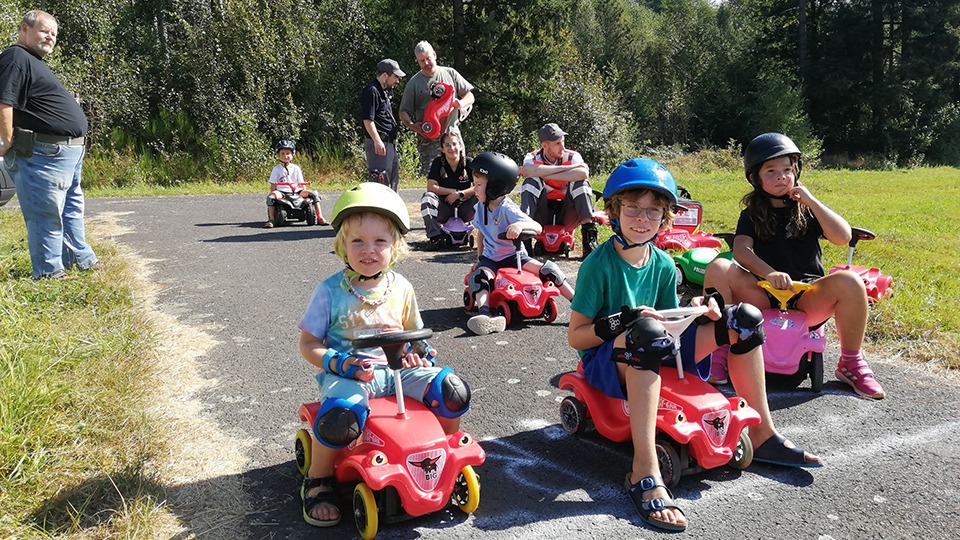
368,452,388,467
458,434,474,446
737,398,748,410
673,411,685,424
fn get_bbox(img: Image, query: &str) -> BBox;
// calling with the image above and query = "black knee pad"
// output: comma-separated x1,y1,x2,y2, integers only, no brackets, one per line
424,367,471,418
308,190,321,203
468,268,493,294
539,260,567,287
612,318,677,373
717,302,765,354
313,403,364,448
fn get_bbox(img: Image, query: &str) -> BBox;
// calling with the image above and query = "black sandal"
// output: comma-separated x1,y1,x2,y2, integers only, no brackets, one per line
624,474,687,532
301,476,341,527
753,434,823,468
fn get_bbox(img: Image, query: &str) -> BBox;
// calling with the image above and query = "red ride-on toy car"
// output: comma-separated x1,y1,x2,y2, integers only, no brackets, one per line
295,329,485,540
755,281,827,391
534,189,610,257
558,307,761,487
828,227,893,303
655,187,724,252
463,231,562,326
420,81,461,140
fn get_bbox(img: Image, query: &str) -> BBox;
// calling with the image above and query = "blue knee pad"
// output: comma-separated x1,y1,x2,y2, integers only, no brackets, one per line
423,367,471,418
313,398,369,449
723,303,765,354
468,267,493,294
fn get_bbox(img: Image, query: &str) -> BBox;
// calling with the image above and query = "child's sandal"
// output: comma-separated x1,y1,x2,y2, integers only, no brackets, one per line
624,474,687,532
301,475,341,527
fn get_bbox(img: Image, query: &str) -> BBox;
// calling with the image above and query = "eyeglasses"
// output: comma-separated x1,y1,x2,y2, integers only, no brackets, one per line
621,204,665,221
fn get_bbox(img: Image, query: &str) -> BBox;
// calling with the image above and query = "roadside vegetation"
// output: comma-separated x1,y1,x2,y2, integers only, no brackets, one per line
1,154,957,536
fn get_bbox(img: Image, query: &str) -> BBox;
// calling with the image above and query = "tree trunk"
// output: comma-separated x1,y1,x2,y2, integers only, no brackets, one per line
453,0,465,72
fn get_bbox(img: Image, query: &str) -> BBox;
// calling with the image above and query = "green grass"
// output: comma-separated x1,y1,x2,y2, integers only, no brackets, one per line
0,212,167,537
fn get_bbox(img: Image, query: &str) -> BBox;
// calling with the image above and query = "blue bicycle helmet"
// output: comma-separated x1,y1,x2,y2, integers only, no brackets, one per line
602,158,678,205
275,139,296,153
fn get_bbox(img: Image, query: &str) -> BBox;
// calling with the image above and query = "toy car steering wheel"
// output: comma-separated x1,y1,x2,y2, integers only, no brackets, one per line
353,328,434,370
498,229,538,245
757,280,813,311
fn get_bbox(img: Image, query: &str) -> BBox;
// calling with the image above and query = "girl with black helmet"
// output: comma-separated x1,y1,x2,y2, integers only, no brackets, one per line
297,183,472,526
568,157,822,532
704,133,884,399
465,151,575,335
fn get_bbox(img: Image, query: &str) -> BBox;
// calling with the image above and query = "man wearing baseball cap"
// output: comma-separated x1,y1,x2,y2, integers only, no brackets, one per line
361,59,406,191
520,123,599,258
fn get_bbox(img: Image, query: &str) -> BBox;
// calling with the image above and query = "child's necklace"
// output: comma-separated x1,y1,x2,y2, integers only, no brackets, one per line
343,272,394,306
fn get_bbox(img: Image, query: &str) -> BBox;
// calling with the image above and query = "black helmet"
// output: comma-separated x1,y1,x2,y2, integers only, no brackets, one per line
275,139,296,153
469,152,519,200
743,133,801,183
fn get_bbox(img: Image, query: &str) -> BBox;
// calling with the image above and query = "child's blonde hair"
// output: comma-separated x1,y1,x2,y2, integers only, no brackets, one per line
333,211,409,270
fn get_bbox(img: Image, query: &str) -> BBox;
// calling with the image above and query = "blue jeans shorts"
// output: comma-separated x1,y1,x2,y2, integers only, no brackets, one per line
580,325,710,400
316,365,444,410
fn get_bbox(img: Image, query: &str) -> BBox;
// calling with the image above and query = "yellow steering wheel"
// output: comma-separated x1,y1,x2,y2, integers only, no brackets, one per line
757,280,813,311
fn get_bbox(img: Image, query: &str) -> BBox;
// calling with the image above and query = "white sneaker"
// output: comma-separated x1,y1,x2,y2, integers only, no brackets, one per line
467,314,506,335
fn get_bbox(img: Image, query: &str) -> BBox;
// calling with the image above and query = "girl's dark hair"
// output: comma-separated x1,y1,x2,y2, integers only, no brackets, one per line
439,130,466,174
742,155,807,240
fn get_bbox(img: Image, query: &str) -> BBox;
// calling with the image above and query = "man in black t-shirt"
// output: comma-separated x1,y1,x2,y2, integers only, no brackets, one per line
0,10,99,280
361,59,405,192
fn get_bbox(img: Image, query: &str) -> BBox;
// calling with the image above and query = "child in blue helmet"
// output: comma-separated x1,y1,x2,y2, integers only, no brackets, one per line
297,183,471,527
704,133,884,399
465,151,575,335
567,158,821,532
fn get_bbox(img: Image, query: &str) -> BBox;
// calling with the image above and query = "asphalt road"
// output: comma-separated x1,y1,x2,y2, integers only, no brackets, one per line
85,192,960,540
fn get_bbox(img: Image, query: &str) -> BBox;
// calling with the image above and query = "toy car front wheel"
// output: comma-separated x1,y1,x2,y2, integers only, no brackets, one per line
273,206,287,227
543,298,558,323
353,483,379,540
463,289,475,311
452,465,481,514
559,396,587,435
728,429,754,470
294,429,312,476
809,352,824,392
675,264,686,287
655,437,682,488
305,204,318,226
496,303,512,327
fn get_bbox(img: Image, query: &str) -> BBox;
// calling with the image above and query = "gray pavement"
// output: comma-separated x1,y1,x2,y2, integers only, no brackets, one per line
83,192,960,539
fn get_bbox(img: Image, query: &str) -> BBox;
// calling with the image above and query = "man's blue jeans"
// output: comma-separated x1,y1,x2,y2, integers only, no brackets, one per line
5,142,98,279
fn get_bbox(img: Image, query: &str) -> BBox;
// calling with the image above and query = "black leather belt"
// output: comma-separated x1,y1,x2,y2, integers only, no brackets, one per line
34,133,85,146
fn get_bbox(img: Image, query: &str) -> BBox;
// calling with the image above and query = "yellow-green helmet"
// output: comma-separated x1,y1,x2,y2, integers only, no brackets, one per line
331,182,410,234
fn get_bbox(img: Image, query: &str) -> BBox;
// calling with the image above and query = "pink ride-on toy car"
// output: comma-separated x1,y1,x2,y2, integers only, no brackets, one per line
756,281,827,391
463,231,562,327
437,201,475,250
294,329,485,540
558,306,761,488
828,227,892,303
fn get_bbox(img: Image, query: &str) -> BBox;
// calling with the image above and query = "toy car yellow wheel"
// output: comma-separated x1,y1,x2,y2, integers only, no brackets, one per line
353,482,379,540
294,429,311,476
729,429,754,470
452,465,481,514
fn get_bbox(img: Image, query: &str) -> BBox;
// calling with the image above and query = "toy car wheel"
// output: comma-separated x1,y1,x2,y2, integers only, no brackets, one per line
675,264,686,287
532,241,544,256
294,429,312,476
655,437,682,489
560,243,570,258
452,465,481,514
543,298,559,323
559,396,587,435
728,429,754,470
305,204,318,226
809,352,824,392
468,234,475,249
463,289,475,311
273,206,287,227
497,303,512,327
353,482,379,540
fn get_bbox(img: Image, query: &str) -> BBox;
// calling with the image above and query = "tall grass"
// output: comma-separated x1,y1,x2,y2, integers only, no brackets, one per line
0,212,167,536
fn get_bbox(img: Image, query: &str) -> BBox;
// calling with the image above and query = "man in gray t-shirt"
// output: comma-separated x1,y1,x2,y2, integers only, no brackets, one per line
398,41,475,177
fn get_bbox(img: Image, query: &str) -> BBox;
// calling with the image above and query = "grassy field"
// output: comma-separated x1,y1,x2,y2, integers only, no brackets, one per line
0,163,957,537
